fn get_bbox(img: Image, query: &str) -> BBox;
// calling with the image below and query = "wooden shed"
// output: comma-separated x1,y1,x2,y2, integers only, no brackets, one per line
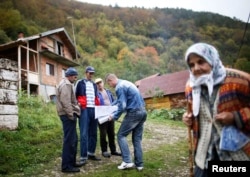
137,70,189,110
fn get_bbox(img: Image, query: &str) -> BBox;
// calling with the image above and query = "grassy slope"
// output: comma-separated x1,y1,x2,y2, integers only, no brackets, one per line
0,95,189,177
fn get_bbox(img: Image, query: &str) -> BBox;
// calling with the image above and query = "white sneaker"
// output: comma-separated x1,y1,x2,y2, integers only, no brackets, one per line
117,161,134,170
137,167,143,171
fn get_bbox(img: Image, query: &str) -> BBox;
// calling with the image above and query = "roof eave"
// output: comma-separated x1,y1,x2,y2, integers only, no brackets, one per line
40,50,79,67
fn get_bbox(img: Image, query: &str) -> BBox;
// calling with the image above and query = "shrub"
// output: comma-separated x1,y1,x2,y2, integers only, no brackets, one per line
149,108,185,121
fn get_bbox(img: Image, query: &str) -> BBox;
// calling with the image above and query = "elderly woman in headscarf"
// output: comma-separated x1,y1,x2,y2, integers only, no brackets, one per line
182,43,250,177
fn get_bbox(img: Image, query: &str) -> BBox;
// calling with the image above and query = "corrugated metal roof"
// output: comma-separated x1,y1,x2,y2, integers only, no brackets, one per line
137,70,189,98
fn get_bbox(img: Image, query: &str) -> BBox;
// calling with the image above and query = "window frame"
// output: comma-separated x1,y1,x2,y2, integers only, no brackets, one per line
46,63,55,76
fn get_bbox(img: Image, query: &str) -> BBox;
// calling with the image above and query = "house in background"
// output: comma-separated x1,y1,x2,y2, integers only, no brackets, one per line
137,70,189,110
0,27,79,101
135,73,160,87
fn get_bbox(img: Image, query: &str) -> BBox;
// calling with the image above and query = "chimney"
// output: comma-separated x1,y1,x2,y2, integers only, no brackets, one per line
17,32,24,40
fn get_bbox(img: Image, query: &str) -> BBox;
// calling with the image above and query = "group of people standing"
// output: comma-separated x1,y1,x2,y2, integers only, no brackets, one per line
56,42,250,176
56,66,147,173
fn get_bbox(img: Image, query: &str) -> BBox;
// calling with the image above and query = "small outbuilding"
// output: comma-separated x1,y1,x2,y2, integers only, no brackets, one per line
137,70,189,110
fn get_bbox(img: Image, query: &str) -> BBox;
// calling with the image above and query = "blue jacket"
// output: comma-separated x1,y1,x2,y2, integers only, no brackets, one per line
97,89,115,105
112,79,145,120
75,79,100,109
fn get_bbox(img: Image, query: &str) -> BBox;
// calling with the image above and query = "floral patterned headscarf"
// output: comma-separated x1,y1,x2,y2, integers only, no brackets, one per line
184,43,226,116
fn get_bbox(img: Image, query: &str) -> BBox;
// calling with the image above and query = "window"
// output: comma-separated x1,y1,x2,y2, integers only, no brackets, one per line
46,63,54,76
56,41,64,56
62,69,66,78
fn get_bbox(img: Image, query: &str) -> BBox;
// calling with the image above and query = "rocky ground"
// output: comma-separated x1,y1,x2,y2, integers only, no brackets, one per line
38,121,190,177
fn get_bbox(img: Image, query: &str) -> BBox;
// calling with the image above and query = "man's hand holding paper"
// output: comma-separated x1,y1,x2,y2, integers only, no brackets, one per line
95,105,118,124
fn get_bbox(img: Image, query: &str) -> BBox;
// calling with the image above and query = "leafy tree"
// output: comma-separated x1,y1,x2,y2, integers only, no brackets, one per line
238,45,250,59
1,0,249,81
147,38,165,54
0,30,10,43
117,47,134,62
0,1,23,39
234,58,250,73
108,37,127,59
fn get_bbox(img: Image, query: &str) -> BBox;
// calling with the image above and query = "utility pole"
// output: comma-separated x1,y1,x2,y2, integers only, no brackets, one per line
67,17,77,60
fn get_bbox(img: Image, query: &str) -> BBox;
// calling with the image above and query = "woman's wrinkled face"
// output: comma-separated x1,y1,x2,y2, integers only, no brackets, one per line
187,53,212,78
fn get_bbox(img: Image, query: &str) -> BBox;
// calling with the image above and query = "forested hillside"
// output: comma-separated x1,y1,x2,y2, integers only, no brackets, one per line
1,0,249,81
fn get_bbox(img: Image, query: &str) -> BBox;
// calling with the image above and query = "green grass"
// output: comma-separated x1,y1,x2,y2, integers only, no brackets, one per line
0,94,62,176
0,94,189,177
69,141,188,177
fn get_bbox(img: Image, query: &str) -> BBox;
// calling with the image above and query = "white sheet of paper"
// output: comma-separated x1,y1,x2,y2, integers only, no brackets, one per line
97,116,109,124
95,105,118,119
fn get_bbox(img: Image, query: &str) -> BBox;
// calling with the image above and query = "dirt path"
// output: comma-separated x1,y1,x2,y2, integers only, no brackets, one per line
39,121,190,177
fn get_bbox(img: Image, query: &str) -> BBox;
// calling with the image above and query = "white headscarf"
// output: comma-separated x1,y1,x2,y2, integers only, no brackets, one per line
185,43,226,116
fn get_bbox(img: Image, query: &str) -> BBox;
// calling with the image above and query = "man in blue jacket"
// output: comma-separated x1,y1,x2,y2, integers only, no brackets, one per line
95,78,121,158
105,74,147,171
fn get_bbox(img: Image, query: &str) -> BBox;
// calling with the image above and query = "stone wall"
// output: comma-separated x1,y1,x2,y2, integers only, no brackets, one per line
0,58,18,130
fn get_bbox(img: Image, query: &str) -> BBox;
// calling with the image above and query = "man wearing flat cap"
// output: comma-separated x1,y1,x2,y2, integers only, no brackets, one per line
75,66,101,163
56,67,84,173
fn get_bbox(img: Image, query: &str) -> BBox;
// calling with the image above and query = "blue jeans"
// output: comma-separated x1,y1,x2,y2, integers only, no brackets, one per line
79,108,98,160
60,115,78,170
117,108,147,167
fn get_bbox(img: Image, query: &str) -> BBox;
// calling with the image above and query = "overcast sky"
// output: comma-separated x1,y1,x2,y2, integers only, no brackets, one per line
77,0,249,22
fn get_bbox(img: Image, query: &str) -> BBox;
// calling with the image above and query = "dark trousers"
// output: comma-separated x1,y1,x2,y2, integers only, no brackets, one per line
194,166,208,177
194,147,219,177
60,115,78,170
98,120,117,153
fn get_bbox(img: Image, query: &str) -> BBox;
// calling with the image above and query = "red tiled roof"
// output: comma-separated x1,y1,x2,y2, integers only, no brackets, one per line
135,73,160,87
137,70,189,98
